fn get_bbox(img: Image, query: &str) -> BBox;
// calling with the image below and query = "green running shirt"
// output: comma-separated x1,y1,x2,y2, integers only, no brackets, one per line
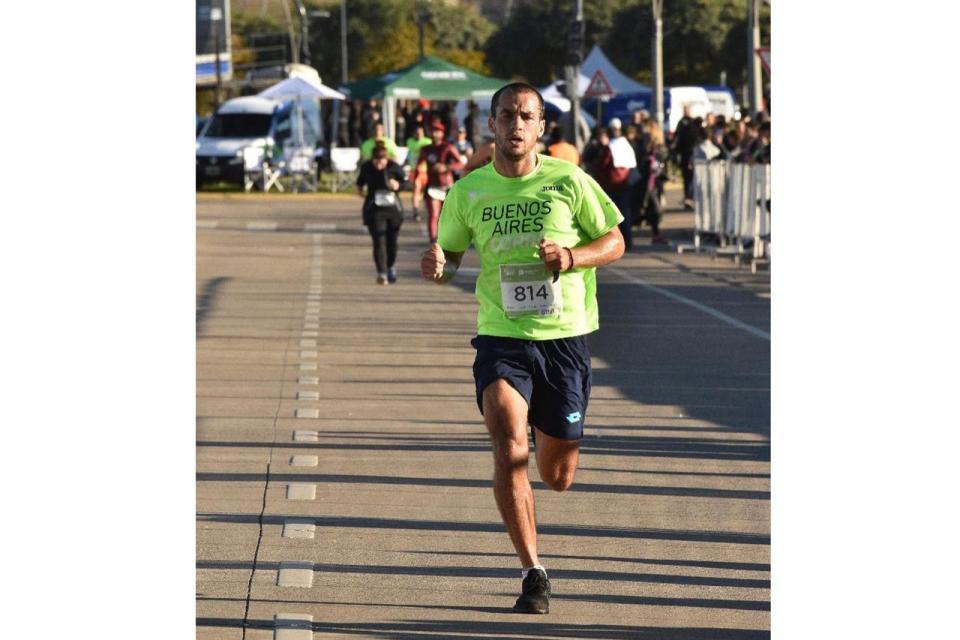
437,154,623,340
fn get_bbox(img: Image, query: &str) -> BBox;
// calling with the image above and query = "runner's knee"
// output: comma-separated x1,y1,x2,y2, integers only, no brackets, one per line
541,466,575,492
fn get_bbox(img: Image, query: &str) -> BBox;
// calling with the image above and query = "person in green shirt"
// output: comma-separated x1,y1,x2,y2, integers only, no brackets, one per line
419,82,625,614
405,124,432,221
359,122,399,162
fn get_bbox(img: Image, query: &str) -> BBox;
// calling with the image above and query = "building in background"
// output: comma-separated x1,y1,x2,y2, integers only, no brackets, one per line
197,0,233,88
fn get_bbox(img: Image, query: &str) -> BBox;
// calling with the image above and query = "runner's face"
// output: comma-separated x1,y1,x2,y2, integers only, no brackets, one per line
489,90,544,161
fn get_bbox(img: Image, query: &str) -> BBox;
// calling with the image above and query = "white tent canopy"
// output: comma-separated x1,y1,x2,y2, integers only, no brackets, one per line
259,75,345,100
540,74,590,99
581,46,649,95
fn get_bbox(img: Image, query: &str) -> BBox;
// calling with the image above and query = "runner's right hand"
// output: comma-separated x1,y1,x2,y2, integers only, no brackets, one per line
421,243,446,282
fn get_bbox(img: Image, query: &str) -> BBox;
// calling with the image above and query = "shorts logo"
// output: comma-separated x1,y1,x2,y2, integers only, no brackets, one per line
540,185,564,192
565,411,582,424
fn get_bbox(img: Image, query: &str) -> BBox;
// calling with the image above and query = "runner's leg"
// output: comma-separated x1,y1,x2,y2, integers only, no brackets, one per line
426,197,442,243
482,379,540,568
368,215,387,275
531,427,580,492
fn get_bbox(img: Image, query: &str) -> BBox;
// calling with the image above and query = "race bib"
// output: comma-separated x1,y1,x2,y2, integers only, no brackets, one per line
499,263,562,318
374,190,397,207
426,186,448,201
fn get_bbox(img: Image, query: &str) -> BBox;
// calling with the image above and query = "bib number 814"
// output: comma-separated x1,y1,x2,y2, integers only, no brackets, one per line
514,285,549,302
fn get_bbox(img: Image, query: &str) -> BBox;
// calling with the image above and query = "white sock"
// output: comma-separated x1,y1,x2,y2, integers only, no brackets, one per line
522,564,546,579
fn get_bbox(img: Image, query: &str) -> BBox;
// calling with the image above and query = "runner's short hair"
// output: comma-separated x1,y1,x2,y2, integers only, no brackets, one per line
372,141,388,159
490,82,545,121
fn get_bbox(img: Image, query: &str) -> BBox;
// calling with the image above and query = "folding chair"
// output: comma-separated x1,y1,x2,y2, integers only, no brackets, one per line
242,146,284,193
280,146,318,192
327,147,361,193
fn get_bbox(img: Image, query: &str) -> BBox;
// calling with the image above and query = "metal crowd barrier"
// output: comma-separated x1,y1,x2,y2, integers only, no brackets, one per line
679,159,771,272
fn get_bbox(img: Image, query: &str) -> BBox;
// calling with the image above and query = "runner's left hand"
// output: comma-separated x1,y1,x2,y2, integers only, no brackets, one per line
538,239,572,273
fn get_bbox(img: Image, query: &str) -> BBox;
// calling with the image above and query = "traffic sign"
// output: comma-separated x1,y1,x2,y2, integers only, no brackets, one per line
756,48,770,76
584,69,614,98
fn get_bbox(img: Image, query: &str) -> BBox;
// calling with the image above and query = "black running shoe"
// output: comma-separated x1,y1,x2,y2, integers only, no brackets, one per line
513,568,550,614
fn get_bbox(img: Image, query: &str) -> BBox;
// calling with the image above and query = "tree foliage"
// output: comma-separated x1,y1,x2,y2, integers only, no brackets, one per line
602,0,770,88
307,0,495,83
225,1,769,94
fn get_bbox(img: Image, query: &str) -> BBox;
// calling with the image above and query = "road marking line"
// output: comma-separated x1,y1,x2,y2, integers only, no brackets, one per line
275,613,313,640
303,322,319,330
277,562,314,587
299,339,317,348
301,330,318,338
295,408,319,419
282,520,316,539
290,454,318,466
293,430,319,442
196,220,218,229
286,483,316,500
608,267,770,341
299,363,317,371
297,391,320,401
299,350,318,359
246,221,278,231
297,376,319,385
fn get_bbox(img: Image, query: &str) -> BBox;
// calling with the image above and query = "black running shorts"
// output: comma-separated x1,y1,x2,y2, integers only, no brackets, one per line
471,334,592,440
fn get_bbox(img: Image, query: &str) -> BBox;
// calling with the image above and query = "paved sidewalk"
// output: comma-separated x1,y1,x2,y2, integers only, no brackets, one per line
196,188,770,639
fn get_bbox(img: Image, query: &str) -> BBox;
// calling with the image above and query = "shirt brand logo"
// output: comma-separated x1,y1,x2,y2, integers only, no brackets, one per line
540,185,564,192
566,411,582,424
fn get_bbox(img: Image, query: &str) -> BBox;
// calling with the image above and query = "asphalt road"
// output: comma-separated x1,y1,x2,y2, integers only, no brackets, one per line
196,185,770,639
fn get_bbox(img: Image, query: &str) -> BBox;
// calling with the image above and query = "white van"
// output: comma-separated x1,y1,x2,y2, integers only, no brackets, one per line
196,95,317,189
666,86,712,133
702,85,739,121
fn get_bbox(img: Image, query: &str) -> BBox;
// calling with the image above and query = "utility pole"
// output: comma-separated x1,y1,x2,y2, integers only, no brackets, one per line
293,0,310,66
564,0,584,150
651,0,664,129
212,5,223,110
340,0,348,83
748,0,764,116
416,2,429,62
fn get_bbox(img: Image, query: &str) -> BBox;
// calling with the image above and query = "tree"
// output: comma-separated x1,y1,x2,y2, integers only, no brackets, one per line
602,0,770,89
308,0,495,83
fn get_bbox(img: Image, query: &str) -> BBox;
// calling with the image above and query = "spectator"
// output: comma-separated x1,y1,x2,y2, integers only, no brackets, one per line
462,131,495,175
594,126,634,250
635,120,669,245
546,125,580,166
454,126,474,162
670,105,699,209
606,118,637,249
463,101,481,149
581,126,606,177
360,99,381,140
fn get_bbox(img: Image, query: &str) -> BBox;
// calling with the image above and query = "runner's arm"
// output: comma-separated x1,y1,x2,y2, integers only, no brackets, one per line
420,244,464,284
539,227,625,273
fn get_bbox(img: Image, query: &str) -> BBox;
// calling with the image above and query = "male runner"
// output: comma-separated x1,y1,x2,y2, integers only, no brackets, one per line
420,82,625,614
415,122,462,243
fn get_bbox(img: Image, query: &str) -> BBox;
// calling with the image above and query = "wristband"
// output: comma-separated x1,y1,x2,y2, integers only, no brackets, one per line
565,247,575,271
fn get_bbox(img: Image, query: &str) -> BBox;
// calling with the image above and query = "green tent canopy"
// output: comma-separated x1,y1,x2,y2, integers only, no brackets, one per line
342,56,507,102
